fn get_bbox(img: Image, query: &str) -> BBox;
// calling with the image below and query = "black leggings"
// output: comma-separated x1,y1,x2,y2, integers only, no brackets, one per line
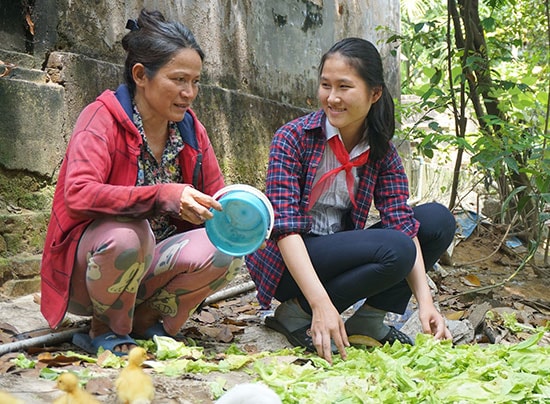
274,202,456,315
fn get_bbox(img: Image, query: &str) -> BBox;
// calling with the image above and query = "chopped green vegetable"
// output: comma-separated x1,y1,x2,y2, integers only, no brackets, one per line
21,327,550,403
11,353,35,369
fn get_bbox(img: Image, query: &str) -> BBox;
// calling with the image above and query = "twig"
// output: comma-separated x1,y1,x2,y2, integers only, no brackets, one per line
204,281,256,305
441,244,536,303
0,324,89,356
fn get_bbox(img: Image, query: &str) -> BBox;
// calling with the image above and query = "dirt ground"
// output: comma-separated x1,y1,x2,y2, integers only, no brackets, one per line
0,221,549,403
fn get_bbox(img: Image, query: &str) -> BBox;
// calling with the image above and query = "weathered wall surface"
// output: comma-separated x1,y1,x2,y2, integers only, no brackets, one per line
0,0,400,296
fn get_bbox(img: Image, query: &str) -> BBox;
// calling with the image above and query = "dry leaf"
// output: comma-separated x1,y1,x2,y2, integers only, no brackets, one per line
197,311,216,324
25,13,35,36
461,274,481,287
37,353,83,367
215,326,234,343
196,326,221,339
348,334,382,347
232,304,256,314
222,318,247,327
445,310,465,321
0,61,14,78
85,376,113,395
0,359,16,374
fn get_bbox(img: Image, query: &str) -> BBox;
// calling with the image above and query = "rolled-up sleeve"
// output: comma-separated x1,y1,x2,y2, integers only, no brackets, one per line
373,143,419,238
267,123,314,239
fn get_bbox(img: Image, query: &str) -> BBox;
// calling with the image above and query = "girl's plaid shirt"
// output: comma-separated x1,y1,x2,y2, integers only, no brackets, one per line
246,109,419,309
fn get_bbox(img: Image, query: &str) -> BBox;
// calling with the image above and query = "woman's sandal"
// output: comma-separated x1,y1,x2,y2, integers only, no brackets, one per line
131,322,170,340
72,331,137,357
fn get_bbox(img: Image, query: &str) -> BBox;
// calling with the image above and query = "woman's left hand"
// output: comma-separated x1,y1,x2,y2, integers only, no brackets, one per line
418,304,452,341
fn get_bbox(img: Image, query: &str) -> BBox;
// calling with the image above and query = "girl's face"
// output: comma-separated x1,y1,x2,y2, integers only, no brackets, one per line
318,53,381,140
134,47,202,123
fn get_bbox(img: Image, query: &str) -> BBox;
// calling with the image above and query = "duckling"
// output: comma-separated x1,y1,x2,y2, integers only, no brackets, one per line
115,346,154,404
53,372,100,404
0,391,24,404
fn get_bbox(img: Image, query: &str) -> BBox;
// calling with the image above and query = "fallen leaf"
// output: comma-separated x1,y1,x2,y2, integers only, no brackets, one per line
462,274,481,287
25,13,35,36
197,326,221,339
197,311,216,324
85,376,113,395
37,353,83,367
222,318,247,327
348,334,382,347
232,304,256,314
0,359,16,374
0,323,19,335
445,310,465,321
216,326,234,343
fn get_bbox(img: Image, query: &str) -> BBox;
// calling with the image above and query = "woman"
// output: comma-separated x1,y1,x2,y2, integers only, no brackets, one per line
41,9,241,355
246,38,456,364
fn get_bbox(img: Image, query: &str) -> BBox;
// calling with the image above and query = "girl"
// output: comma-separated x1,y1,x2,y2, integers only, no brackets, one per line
246,38,455,363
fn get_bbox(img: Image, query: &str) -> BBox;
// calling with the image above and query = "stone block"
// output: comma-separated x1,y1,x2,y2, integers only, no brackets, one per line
0,212,49,256
0,277,41,297
0,78,66,176
0,253,42,280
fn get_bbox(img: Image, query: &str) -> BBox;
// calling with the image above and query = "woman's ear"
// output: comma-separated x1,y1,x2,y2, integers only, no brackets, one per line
372,86,383,104
132,63,147,86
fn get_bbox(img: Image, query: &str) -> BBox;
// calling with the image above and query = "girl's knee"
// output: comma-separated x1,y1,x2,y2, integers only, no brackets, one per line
380,230,416,277
415,203,456,241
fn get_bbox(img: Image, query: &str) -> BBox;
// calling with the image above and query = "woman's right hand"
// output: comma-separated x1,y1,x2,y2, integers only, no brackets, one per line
179,186,222,225
310,300,349,364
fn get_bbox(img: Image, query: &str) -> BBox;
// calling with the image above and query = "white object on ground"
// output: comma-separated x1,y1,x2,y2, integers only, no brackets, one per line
216,383,282,404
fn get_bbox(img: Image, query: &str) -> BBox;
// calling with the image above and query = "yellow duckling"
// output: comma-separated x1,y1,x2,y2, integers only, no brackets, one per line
53,372,100,404
0,391,24,404
115,346,154,404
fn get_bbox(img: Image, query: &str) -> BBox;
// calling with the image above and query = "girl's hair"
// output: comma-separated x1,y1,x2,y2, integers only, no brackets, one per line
121,9,205,95
319,37,395,162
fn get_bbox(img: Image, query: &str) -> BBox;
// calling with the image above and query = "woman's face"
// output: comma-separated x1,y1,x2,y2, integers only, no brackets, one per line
134,48,202,123
318,53,381,139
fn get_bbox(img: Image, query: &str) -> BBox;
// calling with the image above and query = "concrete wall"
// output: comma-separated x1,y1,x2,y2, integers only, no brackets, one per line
0,0,401,296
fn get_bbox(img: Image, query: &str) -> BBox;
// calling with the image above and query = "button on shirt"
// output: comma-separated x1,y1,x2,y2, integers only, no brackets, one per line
309,119,370,235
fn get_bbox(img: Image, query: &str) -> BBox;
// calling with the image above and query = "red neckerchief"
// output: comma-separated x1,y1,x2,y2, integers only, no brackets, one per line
309,135,370,210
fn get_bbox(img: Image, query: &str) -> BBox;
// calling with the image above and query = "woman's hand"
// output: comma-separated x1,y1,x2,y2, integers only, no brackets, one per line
418,303,452,341
310,300,349,364
179,187,222,225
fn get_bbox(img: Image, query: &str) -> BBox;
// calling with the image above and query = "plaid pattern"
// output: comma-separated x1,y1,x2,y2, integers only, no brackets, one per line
246,109,419,309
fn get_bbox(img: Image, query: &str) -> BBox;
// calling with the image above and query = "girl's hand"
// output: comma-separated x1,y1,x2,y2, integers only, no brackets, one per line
418,303,452,341
179,187,222,225
310,302,349,364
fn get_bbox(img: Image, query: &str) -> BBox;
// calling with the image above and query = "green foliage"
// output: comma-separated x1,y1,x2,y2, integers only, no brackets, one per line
395,0,549,242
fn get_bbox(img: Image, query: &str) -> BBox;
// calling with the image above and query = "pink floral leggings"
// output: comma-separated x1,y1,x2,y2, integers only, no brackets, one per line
68,218,241,336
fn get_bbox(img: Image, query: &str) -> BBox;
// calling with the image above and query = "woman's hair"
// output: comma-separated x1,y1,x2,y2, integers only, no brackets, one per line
319,37,395,162
121,9,205,95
